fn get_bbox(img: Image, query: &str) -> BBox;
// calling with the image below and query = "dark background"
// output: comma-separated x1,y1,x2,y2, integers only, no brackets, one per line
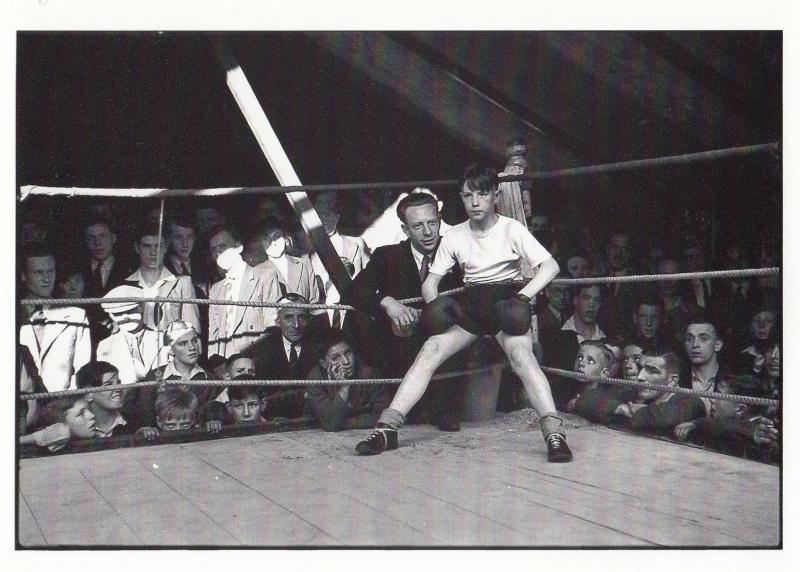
16,32,781,267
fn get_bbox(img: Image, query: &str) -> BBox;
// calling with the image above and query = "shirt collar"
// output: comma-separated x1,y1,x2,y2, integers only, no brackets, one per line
561,315,605,340
128,266,177,286
283,336,301,353
95,412,127,438
92,254,115,271
163,361,207,380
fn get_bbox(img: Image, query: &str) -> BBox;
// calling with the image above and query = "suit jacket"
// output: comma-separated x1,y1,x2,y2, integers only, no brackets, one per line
19,305,91,392
242,327,318,418
83,256,133,298
122,268,201,333
96,329,170,384
255,253,320,303
208,265,282,358
346,239,463,375
243,327,318,381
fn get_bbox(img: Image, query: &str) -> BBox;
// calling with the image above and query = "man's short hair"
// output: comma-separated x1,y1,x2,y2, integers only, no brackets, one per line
206,224,242,246
396,192,439,224
603,335,625,354
155,387,198,420
75,361,119,389
635,289,663,312
575,283,602,297
22,243,55,265
461,164,499,194
655,351,683,378
134,222,165,244
260,216,286,236
225,353,249,368
685,308,721,339
167,214,196,234
577,339,614,368
277,293,311,314
85,216,116,235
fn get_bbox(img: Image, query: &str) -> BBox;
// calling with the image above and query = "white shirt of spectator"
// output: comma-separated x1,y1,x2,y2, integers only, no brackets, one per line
282,336,302,363
560,315,606,344
430,215,551,284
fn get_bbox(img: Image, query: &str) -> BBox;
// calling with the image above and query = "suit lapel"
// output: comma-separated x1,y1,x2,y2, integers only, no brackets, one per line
287,256,302,293
39,309,72,362
234,266,258,329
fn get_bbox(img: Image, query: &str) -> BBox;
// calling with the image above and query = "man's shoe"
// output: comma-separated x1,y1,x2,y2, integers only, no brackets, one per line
436,413,461,432
545,433,573,463
355,427,398,456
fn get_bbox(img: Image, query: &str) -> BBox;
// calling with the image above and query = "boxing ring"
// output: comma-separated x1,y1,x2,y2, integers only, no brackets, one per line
16,36,781,548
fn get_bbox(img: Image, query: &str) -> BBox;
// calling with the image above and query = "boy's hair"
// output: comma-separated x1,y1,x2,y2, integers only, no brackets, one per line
602,335,626,355
45,395,86,425
75,361,119,389
228,376,262,401
155,387,198,421
315,328,352,361
577,340,614,368
635,288,663,312
396,192,438,224
461,164,499,194
575,283,602,297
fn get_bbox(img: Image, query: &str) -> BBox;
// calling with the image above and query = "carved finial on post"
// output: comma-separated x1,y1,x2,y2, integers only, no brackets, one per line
497,137,532,229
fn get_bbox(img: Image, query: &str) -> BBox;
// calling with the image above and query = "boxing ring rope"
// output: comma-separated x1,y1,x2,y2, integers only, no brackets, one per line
539,367,779,408
18,366,495,401
18,142,780,202
19,357,779,408
19,266,780,310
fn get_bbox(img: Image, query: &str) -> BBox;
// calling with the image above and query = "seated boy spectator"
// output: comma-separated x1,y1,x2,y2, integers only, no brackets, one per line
225,380,268,425
540,284,605,408
674,375,779,461
155,387,202,433
615,352,706,437
571,340,627,423
736,296,778,375
306,331,391,432
19,395,96,452
75,361,132,438
630,293,667,353
123,320,217,438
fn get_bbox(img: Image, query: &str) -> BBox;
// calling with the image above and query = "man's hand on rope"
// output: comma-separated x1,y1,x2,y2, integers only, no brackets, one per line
381,296,421,336
136,426,159,441
750,417,779,447
205,420,223,434
673,421,696,442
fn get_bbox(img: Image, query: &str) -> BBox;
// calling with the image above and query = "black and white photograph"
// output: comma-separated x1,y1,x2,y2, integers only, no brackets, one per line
6,0,795,564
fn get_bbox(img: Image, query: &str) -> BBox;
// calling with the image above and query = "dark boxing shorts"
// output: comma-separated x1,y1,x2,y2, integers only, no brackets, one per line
456,283,527,336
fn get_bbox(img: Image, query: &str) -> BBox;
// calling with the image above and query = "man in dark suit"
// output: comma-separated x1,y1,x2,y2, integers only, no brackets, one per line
82,217,133,347
243,293,319,418
346,192,465,431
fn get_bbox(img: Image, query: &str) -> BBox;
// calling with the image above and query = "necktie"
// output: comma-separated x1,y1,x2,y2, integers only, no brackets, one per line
181,262,190,276
92,262,104,293
289,343,298,368
420,254,431,283
331,310,342,330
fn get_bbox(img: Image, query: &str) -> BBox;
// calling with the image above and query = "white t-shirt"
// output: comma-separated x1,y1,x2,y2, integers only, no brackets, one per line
429,215,551,284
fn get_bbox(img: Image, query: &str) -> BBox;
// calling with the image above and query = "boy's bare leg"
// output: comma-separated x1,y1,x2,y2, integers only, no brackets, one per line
495,331,569,446
385,325,478,420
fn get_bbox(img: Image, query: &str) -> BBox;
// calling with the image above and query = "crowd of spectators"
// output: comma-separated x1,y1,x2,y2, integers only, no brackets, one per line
17,182,780,463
